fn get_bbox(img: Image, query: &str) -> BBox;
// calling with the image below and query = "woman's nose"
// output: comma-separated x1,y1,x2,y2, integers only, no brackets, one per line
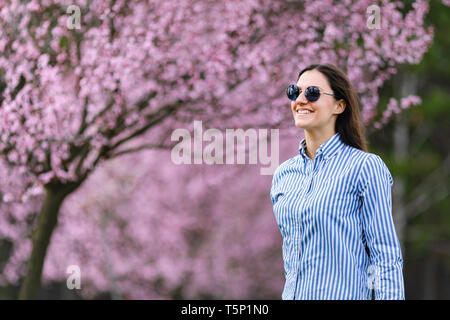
296,91,308,104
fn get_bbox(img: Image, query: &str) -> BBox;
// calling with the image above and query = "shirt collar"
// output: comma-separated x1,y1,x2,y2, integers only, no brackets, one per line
298,131,345,161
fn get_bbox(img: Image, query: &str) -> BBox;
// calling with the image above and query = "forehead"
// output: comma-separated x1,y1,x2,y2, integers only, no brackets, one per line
296,69,331,90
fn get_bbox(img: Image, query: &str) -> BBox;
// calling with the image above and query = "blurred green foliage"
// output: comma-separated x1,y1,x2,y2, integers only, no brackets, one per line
370,0,450,299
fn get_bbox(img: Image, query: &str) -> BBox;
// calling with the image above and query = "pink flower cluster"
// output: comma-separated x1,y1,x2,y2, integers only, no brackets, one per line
0,0,435,188
0,0,440,298
373,95,422,129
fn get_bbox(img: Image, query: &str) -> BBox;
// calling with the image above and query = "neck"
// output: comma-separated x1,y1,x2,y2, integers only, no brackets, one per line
304,129,336,160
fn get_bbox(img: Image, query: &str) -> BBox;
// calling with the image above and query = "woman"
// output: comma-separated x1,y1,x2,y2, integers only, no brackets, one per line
270,64,405,300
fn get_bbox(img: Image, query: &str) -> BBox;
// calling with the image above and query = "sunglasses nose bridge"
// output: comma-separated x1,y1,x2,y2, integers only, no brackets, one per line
296,90,308,103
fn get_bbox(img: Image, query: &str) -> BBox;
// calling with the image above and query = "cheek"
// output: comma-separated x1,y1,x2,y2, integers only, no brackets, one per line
316,103,334,117
311,108,333,123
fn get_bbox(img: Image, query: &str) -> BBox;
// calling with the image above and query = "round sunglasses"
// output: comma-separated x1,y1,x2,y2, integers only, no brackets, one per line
286,85,338,102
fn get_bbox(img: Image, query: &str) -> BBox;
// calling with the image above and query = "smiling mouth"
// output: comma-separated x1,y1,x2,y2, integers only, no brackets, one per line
295,109,314,115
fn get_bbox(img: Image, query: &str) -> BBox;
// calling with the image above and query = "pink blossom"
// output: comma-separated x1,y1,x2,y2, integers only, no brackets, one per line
0,0,437,298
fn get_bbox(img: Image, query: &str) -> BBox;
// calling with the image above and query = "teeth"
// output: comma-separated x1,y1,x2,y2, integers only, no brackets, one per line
297,110,313,114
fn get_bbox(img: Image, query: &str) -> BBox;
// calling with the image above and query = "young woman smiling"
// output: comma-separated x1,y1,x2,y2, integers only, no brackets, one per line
270,64,405,300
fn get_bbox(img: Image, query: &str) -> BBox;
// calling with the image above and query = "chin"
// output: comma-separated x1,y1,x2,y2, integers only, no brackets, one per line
293,119,311,130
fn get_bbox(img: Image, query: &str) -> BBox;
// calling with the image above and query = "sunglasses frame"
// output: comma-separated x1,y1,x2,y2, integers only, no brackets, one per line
286,84,339,102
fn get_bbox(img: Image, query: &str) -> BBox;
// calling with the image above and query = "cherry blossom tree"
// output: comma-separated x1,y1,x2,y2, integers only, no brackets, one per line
1,138,298,299
44,152,286,299
0,0,437,298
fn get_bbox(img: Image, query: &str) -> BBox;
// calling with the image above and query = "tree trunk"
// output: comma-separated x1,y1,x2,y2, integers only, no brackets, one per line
18,182,80,300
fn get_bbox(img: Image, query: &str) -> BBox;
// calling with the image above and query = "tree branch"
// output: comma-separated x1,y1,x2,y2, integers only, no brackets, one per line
108,101,179,153
108,143,172,158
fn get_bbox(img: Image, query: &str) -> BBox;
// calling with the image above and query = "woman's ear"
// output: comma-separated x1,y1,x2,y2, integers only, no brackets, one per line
335,99,346,115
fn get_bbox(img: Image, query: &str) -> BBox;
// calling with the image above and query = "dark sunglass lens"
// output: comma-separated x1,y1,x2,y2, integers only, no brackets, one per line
286,85,299,101
305,86,320,102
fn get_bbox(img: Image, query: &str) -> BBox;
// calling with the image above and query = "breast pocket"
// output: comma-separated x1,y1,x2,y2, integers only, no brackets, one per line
272,189,286,234
274,190,304,239
272,189,284,205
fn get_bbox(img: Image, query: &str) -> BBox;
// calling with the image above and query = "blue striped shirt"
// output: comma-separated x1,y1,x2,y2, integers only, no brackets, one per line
270,132,405,300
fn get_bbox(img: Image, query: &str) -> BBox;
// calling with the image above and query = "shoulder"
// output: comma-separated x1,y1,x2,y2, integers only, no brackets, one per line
271,155,301,184
350,148,393,194
341,144,371,165
343,145,390,172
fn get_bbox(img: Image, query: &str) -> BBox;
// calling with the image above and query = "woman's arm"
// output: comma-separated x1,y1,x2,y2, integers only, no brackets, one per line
358,154,405,300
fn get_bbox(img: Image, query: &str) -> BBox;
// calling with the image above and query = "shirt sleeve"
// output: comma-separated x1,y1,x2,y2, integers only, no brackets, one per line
358,154,405,300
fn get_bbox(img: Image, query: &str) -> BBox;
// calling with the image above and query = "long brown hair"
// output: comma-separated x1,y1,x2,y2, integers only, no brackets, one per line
297,64,368,152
